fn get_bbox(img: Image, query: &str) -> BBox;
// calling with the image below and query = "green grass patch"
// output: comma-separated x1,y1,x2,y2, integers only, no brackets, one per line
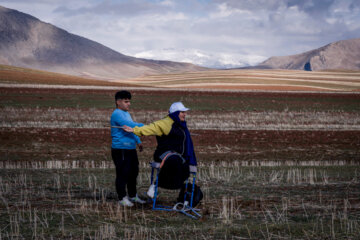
1,88,360,112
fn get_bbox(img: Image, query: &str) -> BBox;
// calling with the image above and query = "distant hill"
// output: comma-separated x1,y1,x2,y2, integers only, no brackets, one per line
0,64,140,86
0,6,206,80
257,38,360,71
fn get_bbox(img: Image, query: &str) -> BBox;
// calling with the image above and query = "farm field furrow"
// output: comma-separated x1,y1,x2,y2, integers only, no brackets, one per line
2,65,360,91
1,128,359,168
124,69,360,92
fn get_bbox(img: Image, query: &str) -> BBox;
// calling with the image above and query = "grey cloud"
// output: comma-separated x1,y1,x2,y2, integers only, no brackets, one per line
51,0,218,23
212,0,285,11
213,0,360,20
1,0,360,68
51,0,218,20
287,0,335,17
53,0,169,17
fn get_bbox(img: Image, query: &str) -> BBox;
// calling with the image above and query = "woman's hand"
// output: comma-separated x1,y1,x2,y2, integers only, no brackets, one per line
122,125,134,133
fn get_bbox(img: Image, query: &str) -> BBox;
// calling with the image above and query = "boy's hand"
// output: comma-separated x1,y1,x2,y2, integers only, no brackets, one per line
122,125,134,132
138,144,143,152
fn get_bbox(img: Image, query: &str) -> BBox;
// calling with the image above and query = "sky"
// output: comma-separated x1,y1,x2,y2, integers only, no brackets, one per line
1,0,360,68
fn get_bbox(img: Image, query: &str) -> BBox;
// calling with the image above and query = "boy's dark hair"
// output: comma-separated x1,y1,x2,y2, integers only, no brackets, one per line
115,90,131,100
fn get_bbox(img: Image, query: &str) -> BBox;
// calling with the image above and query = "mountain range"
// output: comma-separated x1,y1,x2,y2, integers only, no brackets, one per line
0,5,359,81
0,5,205,80
257,38,360,71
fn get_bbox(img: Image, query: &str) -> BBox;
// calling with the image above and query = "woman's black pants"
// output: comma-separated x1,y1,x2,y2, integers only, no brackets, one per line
111,148,139,200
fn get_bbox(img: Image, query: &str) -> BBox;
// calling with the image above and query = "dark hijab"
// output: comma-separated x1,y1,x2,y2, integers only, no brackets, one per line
169,111,197,166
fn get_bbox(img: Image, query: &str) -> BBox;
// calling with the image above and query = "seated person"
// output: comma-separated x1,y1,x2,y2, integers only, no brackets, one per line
122,102,197,193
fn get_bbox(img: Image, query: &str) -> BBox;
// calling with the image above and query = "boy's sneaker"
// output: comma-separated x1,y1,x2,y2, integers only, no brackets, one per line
147,184,155,198
119,196,134,207
130,194,146,204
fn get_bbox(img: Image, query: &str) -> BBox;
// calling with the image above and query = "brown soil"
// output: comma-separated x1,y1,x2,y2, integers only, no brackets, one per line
1,86,359,164
2,86,360,98
1,127,359,164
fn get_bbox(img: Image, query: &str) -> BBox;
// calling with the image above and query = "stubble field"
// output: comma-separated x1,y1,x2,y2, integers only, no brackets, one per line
1,85,360,239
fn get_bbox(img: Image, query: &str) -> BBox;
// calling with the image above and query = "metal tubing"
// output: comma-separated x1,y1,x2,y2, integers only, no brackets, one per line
149,163,201,219
152,168,160,210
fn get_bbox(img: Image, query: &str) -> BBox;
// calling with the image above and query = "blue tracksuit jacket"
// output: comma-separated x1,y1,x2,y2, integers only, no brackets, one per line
110,109,144,149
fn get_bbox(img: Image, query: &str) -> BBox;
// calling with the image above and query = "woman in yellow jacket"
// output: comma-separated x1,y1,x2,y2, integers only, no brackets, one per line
123,102,197,190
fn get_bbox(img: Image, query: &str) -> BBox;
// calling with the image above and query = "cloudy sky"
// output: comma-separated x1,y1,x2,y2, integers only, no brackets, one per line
1,0,360,68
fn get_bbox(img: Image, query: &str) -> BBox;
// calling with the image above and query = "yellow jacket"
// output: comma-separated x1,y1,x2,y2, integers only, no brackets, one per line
133,116,174,137
133,116,188,162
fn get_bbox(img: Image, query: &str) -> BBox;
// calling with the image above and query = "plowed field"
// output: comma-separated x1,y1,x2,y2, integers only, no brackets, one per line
1,86,360,239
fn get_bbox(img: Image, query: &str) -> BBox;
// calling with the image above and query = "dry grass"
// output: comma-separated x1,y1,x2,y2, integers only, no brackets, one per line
1,166,359,239
1,107,359,130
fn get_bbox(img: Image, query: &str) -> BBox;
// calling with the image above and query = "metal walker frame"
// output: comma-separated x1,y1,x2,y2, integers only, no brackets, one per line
149,162,202,219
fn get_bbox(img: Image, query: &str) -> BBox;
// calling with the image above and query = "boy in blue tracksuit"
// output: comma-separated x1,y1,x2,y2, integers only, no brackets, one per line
110,90,145,206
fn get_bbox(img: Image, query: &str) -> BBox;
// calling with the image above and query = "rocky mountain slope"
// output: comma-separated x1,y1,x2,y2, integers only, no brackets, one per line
0,6,205,80
257,38,360,71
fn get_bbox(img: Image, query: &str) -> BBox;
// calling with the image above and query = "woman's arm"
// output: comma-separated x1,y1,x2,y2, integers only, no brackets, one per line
123,117,173,137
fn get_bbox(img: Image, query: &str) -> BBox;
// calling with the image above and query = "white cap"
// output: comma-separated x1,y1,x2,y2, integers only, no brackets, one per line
169,102,190,114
